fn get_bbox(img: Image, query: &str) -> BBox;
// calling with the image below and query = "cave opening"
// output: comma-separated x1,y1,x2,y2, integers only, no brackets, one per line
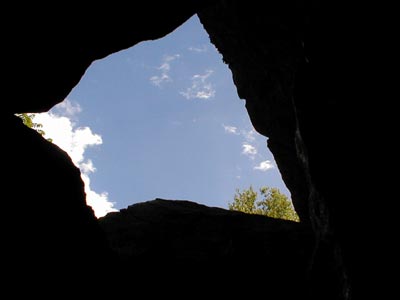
5,3,369,296
33,15,292,218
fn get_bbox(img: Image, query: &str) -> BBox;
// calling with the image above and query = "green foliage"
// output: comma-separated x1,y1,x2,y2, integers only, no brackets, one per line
16,113,53,142
229,185,261,214
229,186,300,222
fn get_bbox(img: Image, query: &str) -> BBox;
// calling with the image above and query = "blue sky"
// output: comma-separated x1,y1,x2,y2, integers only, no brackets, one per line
34,15,290,217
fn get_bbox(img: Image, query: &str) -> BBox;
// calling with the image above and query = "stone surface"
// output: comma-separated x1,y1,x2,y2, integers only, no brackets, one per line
4,2,211,113
99,198,313,296
197,2,359,299
4,115,116,286
2,1,389,298
197,0,310,222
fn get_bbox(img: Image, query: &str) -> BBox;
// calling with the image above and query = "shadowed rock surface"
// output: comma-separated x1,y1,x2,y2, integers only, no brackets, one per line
3,1,388,298
99,199,311,262
99,198,314,296
4,115,116,289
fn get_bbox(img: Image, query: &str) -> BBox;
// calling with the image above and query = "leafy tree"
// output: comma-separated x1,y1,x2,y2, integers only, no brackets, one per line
229,186,300,222
16,113,52,142
229,185,260,215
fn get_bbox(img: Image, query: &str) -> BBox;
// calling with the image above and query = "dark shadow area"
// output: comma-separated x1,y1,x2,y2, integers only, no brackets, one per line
3,1,389,299
99,199,313,297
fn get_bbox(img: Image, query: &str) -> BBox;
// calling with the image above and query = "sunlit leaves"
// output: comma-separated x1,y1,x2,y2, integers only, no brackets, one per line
16,113,53,143
229,186,300,222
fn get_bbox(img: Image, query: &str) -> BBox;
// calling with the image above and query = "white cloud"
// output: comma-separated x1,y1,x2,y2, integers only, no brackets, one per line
180,69,215,100
52,99,82,117
242,128,256,142
33,100,118,218
81,173,115,218
150,74,169,86
254,160,275,172
80,159,96,173
150,54,180,87
223,124,238,134
242,143,257,159
188,45,208,53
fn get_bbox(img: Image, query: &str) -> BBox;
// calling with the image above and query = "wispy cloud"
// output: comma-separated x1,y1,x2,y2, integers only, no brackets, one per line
33,99,117,218
180,69,215,100
188,45,208,53
242,128,256,142
150,54,180,87
222,124,239,134
52,99,82,117
223,125,260,160
254,160,275,172
242,143,257,159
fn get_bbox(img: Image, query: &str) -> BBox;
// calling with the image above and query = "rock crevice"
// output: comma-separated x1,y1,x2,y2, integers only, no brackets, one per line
3,1,380,298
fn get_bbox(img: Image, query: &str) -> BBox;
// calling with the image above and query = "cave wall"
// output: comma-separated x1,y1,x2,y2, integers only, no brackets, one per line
4,2,207,113
197,1,348,298
197,0,310,222
199,1,388,299
4,114,116,286
3,1,209,289
198,2,358,299
3,1,383,298
99,199,314,297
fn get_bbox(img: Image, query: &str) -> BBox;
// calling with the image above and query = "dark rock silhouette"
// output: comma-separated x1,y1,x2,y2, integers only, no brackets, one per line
3,1,387,298
99,198,311,263
4,114,116,287
99,198,313,296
